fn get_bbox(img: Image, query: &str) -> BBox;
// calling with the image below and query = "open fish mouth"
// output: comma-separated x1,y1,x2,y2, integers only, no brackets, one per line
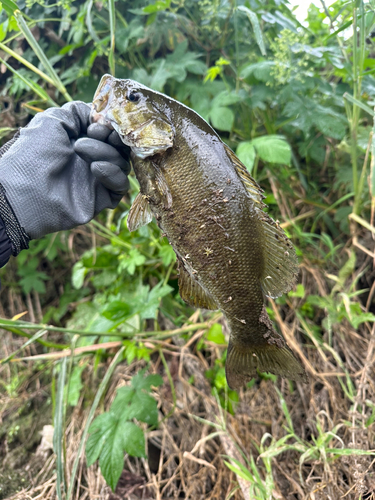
91,109,174,159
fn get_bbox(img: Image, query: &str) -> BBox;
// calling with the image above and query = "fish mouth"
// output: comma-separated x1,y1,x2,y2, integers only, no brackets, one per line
90,106,174,159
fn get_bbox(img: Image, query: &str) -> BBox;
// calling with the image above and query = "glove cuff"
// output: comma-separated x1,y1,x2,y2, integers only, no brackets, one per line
0,183,30,256
0,217,12,268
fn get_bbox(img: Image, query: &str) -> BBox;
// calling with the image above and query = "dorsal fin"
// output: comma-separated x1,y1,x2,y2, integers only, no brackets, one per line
224,143,298,298
127,192,153,232
258,212,299,298
223,143,266,208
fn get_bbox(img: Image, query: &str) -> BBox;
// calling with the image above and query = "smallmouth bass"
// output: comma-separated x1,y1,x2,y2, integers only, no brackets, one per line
91,74,308,389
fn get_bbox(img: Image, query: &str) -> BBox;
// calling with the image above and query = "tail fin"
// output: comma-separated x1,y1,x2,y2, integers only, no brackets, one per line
225,339,308,390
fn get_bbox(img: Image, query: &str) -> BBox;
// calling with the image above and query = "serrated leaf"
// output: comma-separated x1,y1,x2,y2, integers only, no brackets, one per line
131,370,163,391
86,371,161,490
86,413,115,466
210,106,234,132
236,142,256,173
313,112,346,140
251,135,291,164
121,421,146,457
98,419,127,491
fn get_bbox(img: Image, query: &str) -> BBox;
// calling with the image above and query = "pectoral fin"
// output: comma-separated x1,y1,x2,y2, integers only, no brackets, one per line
127,192,153,232
178,264,218,310
154,165,172,209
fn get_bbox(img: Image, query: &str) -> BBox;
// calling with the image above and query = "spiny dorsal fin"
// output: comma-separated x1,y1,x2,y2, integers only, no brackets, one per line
223,143,266,208
127,192,153,232
178,262,218,310
258,212,299,298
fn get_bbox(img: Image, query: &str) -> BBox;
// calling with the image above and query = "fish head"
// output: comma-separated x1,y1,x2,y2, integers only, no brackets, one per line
91,74,174,159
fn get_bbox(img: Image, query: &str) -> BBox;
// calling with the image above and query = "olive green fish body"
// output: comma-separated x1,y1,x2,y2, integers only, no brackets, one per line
92,75,308,389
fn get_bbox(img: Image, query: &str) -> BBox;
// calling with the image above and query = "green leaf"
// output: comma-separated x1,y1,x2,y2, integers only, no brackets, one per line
236,142,256,173
86,413,114,466
97,416,127,491
206,323,226,344
251,135,291,165
1,0,18,16
121,421,145,457
118,248,146,275
67,364,86,407
72,261,87,289
143,0,171,13
224,460,253,482
19,271,49,294
313,112,346,140
101,301,131,322
210,106,234,132
212,90,244,107
86,371,160,490
159,244,176,266
238,6,266,56
350,312,375,329
288,284,305,298
140,282,173,319
240,61,275,82
131,369,163,392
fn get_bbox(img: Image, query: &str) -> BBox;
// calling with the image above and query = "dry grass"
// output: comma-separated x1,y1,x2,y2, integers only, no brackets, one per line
1,211,375,499
1,256,375,500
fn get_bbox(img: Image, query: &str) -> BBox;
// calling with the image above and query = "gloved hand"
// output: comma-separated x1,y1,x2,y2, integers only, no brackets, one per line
0,101,130,255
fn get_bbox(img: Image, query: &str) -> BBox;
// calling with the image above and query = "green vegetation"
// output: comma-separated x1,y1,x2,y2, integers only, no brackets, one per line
1,0,375,498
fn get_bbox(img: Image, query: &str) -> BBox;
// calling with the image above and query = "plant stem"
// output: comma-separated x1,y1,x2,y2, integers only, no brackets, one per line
14,10,73,101
108,0,116,75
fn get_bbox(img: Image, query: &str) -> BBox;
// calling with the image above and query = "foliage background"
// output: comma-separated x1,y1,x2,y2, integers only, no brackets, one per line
1,0,375,498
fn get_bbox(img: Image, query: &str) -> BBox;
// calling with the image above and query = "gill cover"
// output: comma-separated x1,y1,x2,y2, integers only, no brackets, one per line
91,74,174,159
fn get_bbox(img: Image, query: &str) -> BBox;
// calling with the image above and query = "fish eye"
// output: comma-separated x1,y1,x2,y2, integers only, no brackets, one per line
127,92,140,103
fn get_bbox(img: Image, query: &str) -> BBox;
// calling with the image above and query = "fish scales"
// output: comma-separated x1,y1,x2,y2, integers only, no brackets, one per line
91,75,308,389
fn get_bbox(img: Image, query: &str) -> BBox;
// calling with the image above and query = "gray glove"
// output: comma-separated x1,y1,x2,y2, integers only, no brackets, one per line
0,101,130,254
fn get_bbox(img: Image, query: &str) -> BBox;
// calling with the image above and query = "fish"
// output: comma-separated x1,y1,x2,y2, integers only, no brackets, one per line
91,74,308,390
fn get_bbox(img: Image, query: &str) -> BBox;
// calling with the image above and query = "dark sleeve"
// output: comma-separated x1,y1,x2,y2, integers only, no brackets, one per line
0,215,12,268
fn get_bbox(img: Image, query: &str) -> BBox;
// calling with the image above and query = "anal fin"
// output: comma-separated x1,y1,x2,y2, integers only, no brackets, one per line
127,192,153,232
178,264,217,310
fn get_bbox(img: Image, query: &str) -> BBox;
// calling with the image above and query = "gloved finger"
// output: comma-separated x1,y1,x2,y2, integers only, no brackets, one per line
87,123,112,142
74,138,130,171
107,131,131,159
107,130,125,148
91,161,130,194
